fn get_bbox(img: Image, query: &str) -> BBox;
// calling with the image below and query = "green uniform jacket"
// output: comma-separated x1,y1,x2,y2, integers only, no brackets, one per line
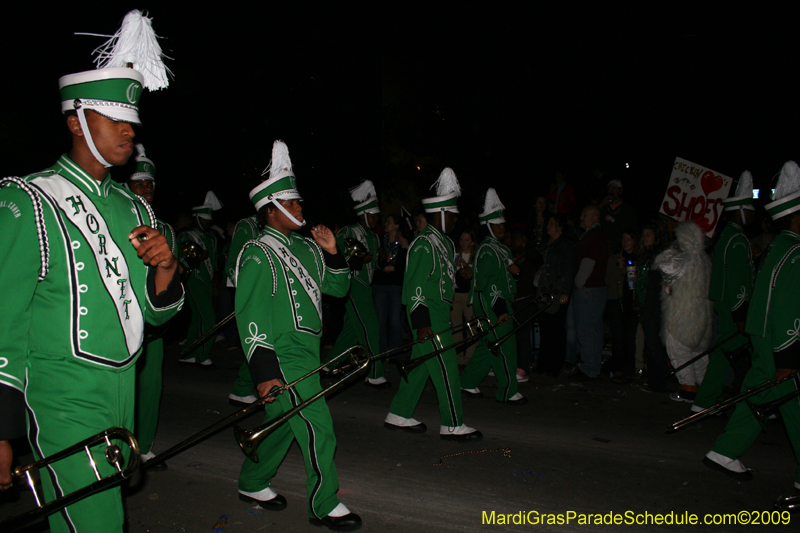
745,230,800,369
179,226,218,283
708,222,753,322
336,223,379,286
0,155,184,438
235,225,350,383
470,236,517,316
225,215,259,286
404,225,456,329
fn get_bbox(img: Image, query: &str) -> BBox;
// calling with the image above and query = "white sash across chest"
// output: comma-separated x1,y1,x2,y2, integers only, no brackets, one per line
34,175,145,361
259,232,323,323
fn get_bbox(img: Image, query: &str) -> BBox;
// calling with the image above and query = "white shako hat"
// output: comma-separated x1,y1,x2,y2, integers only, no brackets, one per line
422,167,461,214
479,188,506,225
722,170,755,211
58,10,170,168
766,161,800,220
130,144,155,182
248,140,305,227
192,191,223,220
350,180,380,215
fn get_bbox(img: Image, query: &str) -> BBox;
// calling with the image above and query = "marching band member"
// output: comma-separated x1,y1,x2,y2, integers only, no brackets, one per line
327,181,386,387
0,11,183,531
460,189,527,405
692,172,755,412
704,161,800,490
384,168,482,441
177,190,222,365
235,140,361,531
128,144,178,467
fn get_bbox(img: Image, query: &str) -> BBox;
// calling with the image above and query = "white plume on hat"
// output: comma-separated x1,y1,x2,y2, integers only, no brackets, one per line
430,167,461,197
203,191,223,211
482,188,505,214
773,161,800,201
349,180,377,203
735,170,753,198
86,10,171,91
263,140,292,178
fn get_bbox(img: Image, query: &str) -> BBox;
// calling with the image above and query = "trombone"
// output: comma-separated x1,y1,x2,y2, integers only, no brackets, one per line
747,388,800,432
145,345,368,469
487,293,554,355
667,371,799,433
1,427,140,532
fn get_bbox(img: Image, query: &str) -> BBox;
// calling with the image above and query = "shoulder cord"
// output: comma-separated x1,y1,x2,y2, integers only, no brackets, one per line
0,177,49,281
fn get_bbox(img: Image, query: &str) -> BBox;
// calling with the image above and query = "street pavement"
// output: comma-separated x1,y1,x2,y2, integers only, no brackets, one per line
2,339,796,532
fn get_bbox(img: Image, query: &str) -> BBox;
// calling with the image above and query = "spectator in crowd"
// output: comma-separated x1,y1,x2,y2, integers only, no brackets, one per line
373,214,409,359
535,214,576,376
546,170,577,215
452,228,478,366
605,229,639,380
565,205,609,380
600,178,639,253
637,222,670,393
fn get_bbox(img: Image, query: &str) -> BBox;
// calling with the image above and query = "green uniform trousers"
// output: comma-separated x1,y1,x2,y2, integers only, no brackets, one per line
711,334,800,483
135,334,164,454
238,372,340,518
184,277,215,362
329,283,383,379
460,295,518,402
388,316,463,427
693,303,749,410
27,353,135,533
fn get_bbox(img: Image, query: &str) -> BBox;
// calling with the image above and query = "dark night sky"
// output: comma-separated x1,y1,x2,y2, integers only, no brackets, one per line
3,4,799,229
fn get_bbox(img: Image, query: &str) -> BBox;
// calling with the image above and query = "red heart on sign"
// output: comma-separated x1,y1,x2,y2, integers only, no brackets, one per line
701,171,723,197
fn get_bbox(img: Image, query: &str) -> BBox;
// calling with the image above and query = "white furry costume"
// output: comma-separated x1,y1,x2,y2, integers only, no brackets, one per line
654,221,714,386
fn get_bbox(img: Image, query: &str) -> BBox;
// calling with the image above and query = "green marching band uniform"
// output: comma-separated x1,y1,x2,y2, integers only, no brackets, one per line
706,161,800,486
460,189,524,403
128,144,179,458
386,167,481,440
328,180,384,384
0,11,184,528
177,191,221,365
226,215,259,401
235,141,354,521
694,172,755,411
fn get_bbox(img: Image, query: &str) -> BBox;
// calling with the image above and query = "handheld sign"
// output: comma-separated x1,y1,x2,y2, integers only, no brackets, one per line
659,157,733,237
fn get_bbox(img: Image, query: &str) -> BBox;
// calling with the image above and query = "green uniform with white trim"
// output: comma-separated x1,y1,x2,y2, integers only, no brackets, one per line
694,222,753,409
711,230,800,483
226,216,259,398
135,218,177,454
388,224,465,426
328,223,382,379
0,155,184,533
460,236,519,401
235,225,350,519
178,226,218,362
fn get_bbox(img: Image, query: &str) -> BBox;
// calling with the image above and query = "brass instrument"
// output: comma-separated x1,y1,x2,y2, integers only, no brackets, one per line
180,311,236,355
234,346,369,462
667,371,799,433
396,317,493,380
487,293,554,355
342,237,368,258
145,345,368,469
774,494,800,512
667,331,744,377
747,388,800,431
178,240,207,271
1,427,140,531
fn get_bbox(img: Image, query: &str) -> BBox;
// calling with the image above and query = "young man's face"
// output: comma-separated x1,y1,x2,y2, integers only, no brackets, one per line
365,212,380,230
268,199,304,233
84,110,136,166
129,179,154,205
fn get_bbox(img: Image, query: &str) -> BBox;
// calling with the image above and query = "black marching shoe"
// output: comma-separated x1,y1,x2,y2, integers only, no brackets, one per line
239,492,288,511
310,512,362,532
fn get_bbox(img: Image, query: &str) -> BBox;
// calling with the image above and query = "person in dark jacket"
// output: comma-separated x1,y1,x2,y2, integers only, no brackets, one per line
535,214,576,376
